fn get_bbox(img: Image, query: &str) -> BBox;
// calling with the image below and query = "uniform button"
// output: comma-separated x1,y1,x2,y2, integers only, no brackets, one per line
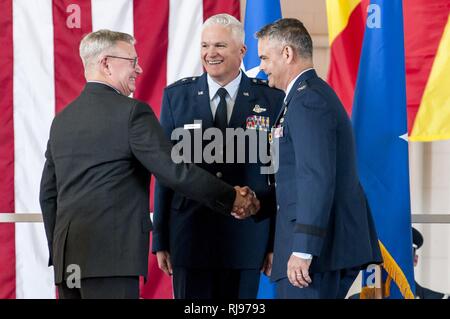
277,205,280,211
216,172,223,178
274,182,277,187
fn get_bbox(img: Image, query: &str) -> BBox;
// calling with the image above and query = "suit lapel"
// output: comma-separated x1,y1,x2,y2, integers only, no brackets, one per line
273,101,287,127
228,73,256,129
273,69,318,127
192,73,214,129
285,69,318,105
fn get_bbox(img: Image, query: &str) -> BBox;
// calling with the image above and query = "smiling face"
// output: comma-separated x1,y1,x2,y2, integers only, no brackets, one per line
106,41,143,96
258,37,289,91
201,24,246,86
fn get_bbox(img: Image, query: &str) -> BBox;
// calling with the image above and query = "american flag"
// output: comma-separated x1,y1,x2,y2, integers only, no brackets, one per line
0,0,240,299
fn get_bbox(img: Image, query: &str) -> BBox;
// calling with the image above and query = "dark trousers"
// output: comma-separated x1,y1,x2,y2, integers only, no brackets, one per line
57,276,140,299
172,267,261,299
276,267,360,299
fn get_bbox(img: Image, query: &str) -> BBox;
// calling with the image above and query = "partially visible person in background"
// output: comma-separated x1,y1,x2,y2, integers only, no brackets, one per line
349,227,450,299
413,227,449,299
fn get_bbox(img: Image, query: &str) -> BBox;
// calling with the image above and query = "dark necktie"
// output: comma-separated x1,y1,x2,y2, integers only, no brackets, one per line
214,87,228,132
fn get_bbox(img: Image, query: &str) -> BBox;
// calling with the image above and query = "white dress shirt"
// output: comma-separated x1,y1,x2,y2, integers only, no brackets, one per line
207,71,242,123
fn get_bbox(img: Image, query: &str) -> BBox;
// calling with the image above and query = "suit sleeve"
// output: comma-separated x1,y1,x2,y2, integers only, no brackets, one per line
288,90,336,257
39,139,57,266
152,90,175,253
128,100,236,217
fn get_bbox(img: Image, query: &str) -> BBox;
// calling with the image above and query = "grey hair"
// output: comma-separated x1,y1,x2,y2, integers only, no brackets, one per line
202,13,245,44
79,29,135,69
256,18,313,59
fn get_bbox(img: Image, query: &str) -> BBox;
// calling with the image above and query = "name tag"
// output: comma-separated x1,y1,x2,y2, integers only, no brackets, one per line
184,123,202,130
273,126,284,138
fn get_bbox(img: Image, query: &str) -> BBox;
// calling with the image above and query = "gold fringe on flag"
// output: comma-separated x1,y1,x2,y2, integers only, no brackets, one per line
360,286,381,299
378,240,414,299
360,241,414,299
383,276,392,298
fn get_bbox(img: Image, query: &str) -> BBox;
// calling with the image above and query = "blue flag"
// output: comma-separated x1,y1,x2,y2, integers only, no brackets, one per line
242,0,281,299
352,0,415,298
243,0,282,79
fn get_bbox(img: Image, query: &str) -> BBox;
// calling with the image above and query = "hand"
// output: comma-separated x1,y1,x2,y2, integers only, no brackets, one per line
156,251,173,276
231,186,260,219
287,254,312,288
261,252,273,277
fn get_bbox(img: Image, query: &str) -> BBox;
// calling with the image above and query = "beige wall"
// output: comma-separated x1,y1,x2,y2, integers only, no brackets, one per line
241,0,450,295
410,141,450,294
279,0,330,79
241,0,330,79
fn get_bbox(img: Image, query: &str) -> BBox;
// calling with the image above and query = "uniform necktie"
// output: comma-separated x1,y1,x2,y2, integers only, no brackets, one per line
214,87,228,132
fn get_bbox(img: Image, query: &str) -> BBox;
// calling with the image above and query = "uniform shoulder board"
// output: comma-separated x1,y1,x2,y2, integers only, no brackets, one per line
166,76,199,89
250,78,269,86
299,86,327,110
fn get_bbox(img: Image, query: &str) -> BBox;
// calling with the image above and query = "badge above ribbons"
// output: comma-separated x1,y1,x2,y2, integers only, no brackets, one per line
253,104,267,113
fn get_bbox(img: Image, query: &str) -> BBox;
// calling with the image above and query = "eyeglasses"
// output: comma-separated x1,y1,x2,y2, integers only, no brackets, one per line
105,55,139,68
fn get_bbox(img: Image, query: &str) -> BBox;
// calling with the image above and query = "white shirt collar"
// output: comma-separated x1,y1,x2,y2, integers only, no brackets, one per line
284,68,314,102
207,71,242,101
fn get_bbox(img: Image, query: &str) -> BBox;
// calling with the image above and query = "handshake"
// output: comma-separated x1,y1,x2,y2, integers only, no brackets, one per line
231,186,260,220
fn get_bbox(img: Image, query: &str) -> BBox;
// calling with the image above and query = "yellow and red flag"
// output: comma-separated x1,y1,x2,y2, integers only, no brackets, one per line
410,14,450,141
327,0,450,134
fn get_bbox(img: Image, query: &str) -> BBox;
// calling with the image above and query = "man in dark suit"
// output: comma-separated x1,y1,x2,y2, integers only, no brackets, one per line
39,29,259,299
256,18,382,299
152,14,284,299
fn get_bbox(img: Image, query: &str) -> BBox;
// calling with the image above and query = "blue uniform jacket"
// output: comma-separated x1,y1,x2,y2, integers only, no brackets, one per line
271,69,382,281
152,72,285,269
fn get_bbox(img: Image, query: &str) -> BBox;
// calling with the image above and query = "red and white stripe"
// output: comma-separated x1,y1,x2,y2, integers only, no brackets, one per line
0,0,15,300
0,0,239,299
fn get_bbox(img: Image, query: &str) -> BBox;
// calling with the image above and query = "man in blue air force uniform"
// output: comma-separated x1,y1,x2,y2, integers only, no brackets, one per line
257,18,382,299
152,14,284,298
